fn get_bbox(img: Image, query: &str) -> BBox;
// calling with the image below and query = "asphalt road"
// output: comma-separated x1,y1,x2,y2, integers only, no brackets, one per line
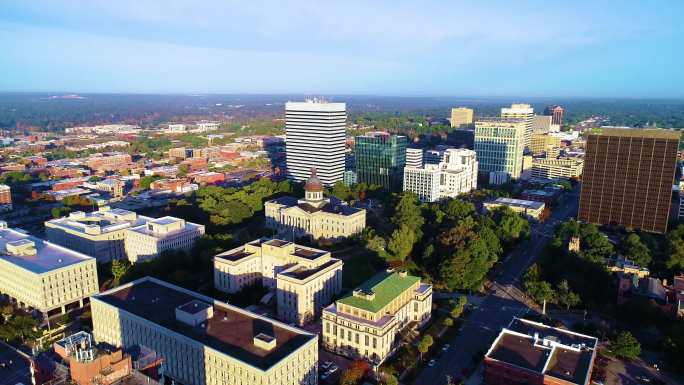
413,189,580,385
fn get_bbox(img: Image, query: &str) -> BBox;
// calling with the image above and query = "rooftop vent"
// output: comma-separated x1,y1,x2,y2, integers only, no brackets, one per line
6,239,37,256
0,221,7,229
175,300,213,327
253,333,277,351
353,288,375,301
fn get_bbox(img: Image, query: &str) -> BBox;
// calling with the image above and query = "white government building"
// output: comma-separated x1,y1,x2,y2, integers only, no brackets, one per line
285,100,346,186
322,270,432,364
0,221,98,317
45,207,153,263
265,170,366,241
403,148,478,202
91,277,318,385
214,238,343,326
124,217,205,263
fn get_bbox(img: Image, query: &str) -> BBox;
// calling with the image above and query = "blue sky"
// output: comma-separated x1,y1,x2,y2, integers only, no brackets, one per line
1,1,682,97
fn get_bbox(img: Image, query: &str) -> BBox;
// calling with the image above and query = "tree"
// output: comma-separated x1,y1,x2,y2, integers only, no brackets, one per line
620,233,651,267
582,232,613,264
450,296,468,319
0,314,40,343
111,259,131,285
492,207,530,244
391,193,424,238
556,280,581,310
611,331,641,360
339,360,369,385
382,373,398,385
387,225,416,262
418,335,434,360
444,199,475,221
331,181,352,201
177,163,190,177
139,175,161,190
443,317,454,327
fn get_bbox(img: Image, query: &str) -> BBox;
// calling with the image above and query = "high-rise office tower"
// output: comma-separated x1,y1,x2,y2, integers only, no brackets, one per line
285,100,346,186
450,107,475,128
355,132,407,192
579,128,679,234
544,105,565,126
501,103,534,150
405,148,424,168
474,117,527,180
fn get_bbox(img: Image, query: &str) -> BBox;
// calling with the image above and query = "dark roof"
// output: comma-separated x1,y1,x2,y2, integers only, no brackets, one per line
488,333,549,373
292,247,326,260
95,278,315,370
269,195,363,216
486,318,598,385
280,259,340,280
215,247,255,262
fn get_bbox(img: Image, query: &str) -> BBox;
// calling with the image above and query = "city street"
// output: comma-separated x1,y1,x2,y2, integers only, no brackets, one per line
414,188,580,385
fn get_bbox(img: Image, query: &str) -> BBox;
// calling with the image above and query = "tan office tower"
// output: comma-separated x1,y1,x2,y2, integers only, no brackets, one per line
501,103,534,150
579,128,679,234
450,107,474,128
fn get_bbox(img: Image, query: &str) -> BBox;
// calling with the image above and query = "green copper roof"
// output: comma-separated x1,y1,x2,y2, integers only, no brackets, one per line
337,270,420,313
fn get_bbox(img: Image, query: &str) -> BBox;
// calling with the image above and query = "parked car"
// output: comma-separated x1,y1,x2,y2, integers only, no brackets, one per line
321,361,333,370
441,344,450,352
428,360,436,367
328,365,339,374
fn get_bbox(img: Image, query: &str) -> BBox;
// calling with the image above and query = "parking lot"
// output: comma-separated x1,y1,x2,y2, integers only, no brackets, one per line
318,349,352,384
0,343,31,385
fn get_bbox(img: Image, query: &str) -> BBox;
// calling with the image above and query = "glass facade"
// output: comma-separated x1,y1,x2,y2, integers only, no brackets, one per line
354,133,407,192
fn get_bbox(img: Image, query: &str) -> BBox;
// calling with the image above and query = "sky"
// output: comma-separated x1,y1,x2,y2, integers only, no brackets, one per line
1,1,683,98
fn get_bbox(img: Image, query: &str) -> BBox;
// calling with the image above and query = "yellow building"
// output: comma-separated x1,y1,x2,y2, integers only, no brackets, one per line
450,107,474,128
214,239,343,326
0,221,98,317
45,207,152,262
91,277,318,385
321,270,432,364
265,171,366,241
530,133,562,155
531,157,584,179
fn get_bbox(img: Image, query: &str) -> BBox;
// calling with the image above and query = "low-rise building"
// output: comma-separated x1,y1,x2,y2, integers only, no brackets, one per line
0,184,12,211
321,270,432,364
214,239,343,325
403,148,478,202
531,157,584,180
265,170,366,241
124,217,204,263
484,318,598,385
91,277,318,385
484,197,545,220
0,221,98,317
45,207,152,262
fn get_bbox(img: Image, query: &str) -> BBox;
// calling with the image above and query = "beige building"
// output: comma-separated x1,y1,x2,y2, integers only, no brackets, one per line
450,107,474,128
501,103,534,149
531,157,584,179
529,133,562,155
265,171,366,241
0,221,98,317
531,115,552,134
91,277,318,385
403,148,478,202
484,197,545,220
474,117,526,180
45,207,152,262
321,270,432,364
214,239,343,325
124,216,205,263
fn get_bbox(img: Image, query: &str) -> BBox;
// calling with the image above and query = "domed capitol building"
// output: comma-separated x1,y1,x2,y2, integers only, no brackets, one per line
265,169,366,241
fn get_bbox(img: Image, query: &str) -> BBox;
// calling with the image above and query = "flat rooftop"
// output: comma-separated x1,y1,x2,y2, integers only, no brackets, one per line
489,197,545,210
94,278,315,370
280,259,340,281
0,227,94,273
338,270,421,313
486,318,598,385
215,247,255,262
128,217,202,238
46,209,149,234
292,246,327,260
599,127,680,140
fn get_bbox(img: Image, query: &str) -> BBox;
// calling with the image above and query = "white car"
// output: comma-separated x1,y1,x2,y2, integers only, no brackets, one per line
428,359,436,367
321,361,333,370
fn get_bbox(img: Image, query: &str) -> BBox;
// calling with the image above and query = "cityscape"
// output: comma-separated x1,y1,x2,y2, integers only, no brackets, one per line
1,2,684,385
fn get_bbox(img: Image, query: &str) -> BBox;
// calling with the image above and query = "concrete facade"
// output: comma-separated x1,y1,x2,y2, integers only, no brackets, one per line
124,217,205,263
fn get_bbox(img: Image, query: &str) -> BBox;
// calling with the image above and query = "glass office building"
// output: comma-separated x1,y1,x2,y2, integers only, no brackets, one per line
355,132,407,192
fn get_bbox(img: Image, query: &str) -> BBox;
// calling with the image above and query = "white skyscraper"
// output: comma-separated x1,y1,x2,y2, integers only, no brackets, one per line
501,103,534,150
403,148,478,202
285,100,346,186
405,148,423,168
